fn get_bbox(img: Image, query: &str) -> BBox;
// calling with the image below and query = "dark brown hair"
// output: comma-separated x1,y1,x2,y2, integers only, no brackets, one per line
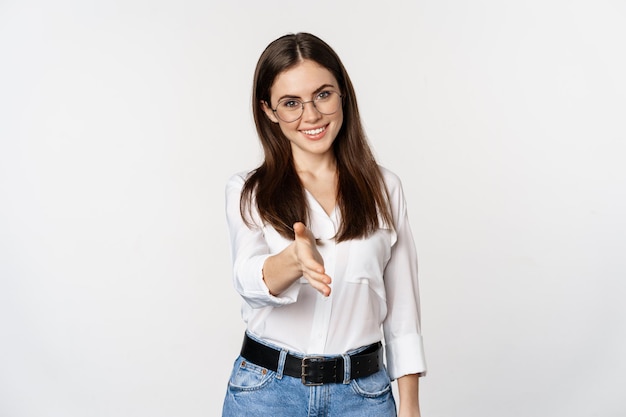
241,32,393,241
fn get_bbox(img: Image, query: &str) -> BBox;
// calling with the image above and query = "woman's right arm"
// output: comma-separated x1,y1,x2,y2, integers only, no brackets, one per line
225,175,331,308
263,222,332,297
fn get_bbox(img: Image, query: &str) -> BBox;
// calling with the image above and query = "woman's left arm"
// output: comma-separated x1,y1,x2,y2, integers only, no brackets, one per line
397,373,421,417
379,170,426,415
381,171,427,379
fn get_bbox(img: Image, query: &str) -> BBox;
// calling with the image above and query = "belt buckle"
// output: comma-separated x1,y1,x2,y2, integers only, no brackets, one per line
301,356,326,386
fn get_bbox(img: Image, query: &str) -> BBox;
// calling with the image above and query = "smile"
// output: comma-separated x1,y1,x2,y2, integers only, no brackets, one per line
301,125,327,135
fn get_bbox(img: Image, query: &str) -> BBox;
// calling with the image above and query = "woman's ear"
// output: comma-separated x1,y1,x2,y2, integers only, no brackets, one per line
261,101,279,123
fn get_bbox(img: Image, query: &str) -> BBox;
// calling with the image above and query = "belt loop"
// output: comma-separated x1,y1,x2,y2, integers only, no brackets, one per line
276,349,288,380
342,353,351,384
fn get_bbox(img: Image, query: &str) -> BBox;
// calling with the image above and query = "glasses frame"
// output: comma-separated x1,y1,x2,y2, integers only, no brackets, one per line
271,91,343,123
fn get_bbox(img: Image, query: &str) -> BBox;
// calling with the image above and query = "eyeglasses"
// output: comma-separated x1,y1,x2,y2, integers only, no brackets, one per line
271,90,343,123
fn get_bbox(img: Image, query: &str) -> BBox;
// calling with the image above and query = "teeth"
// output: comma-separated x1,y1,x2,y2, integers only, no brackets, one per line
302,126,325,135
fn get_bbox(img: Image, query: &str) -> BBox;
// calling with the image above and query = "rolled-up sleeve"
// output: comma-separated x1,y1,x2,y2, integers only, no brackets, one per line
382,172,427,380
225,173,301,308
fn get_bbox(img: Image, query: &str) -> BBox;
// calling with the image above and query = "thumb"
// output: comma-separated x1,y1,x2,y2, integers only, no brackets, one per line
293,222,306,237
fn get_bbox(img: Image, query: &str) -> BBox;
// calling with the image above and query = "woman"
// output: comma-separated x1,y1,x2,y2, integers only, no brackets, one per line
223,32,426,417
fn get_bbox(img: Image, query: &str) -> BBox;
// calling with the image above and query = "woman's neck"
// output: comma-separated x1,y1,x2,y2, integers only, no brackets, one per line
293,153,337,179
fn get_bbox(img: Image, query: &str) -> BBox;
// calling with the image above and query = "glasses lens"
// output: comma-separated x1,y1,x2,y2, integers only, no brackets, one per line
276,99,303,123
314,91,341,115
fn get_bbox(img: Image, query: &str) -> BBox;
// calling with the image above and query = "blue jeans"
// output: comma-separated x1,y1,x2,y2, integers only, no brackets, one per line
221,337,397,417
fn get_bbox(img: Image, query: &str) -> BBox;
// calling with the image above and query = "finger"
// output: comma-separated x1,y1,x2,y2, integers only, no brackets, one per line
304,274,332,297
301,256,325,273
302,268,332,286
318,281,332,297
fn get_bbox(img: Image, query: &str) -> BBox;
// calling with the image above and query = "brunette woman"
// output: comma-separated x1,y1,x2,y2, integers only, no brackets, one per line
222,32,426,417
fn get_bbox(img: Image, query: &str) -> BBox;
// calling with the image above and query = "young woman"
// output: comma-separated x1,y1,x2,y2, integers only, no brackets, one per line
222,32,426,417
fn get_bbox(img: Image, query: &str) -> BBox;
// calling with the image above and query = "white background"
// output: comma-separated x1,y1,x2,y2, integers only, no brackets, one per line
1,1,625,416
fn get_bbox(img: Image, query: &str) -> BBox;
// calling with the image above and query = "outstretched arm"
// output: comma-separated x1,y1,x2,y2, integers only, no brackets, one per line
262,222,332,297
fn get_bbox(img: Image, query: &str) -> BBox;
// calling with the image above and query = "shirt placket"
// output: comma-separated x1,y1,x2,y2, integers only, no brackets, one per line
307,207,338,354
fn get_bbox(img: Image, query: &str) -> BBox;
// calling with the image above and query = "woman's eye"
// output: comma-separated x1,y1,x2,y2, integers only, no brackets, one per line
281,100,300,109
317,91,331,100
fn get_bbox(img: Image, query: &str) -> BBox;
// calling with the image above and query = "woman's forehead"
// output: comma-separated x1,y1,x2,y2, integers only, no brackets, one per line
271,60,339,98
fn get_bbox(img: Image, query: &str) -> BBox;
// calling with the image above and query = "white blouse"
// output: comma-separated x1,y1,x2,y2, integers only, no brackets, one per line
225,166,427,380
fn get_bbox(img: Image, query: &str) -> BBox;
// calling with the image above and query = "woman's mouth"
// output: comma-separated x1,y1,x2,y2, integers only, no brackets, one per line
300,125,328,139
302,126,326,135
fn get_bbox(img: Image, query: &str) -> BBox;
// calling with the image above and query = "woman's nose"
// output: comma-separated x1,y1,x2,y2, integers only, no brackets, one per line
301,100,322,121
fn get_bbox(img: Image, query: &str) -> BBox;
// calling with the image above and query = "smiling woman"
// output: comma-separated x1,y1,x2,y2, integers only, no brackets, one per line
222,32,426,417
261,60,345,165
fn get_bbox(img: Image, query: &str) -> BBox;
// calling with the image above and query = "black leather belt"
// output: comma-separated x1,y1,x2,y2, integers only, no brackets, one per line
240,334,383,386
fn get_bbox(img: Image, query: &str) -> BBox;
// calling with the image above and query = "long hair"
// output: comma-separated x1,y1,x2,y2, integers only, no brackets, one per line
241,32,393,242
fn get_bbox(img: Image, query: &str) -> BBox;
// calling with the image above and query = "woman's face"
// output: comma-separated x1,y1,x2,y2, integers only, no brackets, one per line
263,59,344,164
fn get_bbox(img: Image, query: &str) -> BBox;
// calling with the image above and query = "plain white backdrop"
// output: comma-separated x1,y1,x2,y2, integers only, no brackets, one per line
1,1,625,416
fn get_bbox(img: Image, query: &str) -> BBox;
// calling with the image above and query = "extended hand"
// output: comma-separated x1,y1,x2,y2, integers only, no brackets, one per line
293,222,332,296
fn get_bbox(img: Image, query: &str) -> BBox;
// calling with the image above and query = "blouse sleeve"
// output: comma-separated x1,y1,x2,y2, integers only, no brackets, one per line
225,173,301,308
381,171,427,380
